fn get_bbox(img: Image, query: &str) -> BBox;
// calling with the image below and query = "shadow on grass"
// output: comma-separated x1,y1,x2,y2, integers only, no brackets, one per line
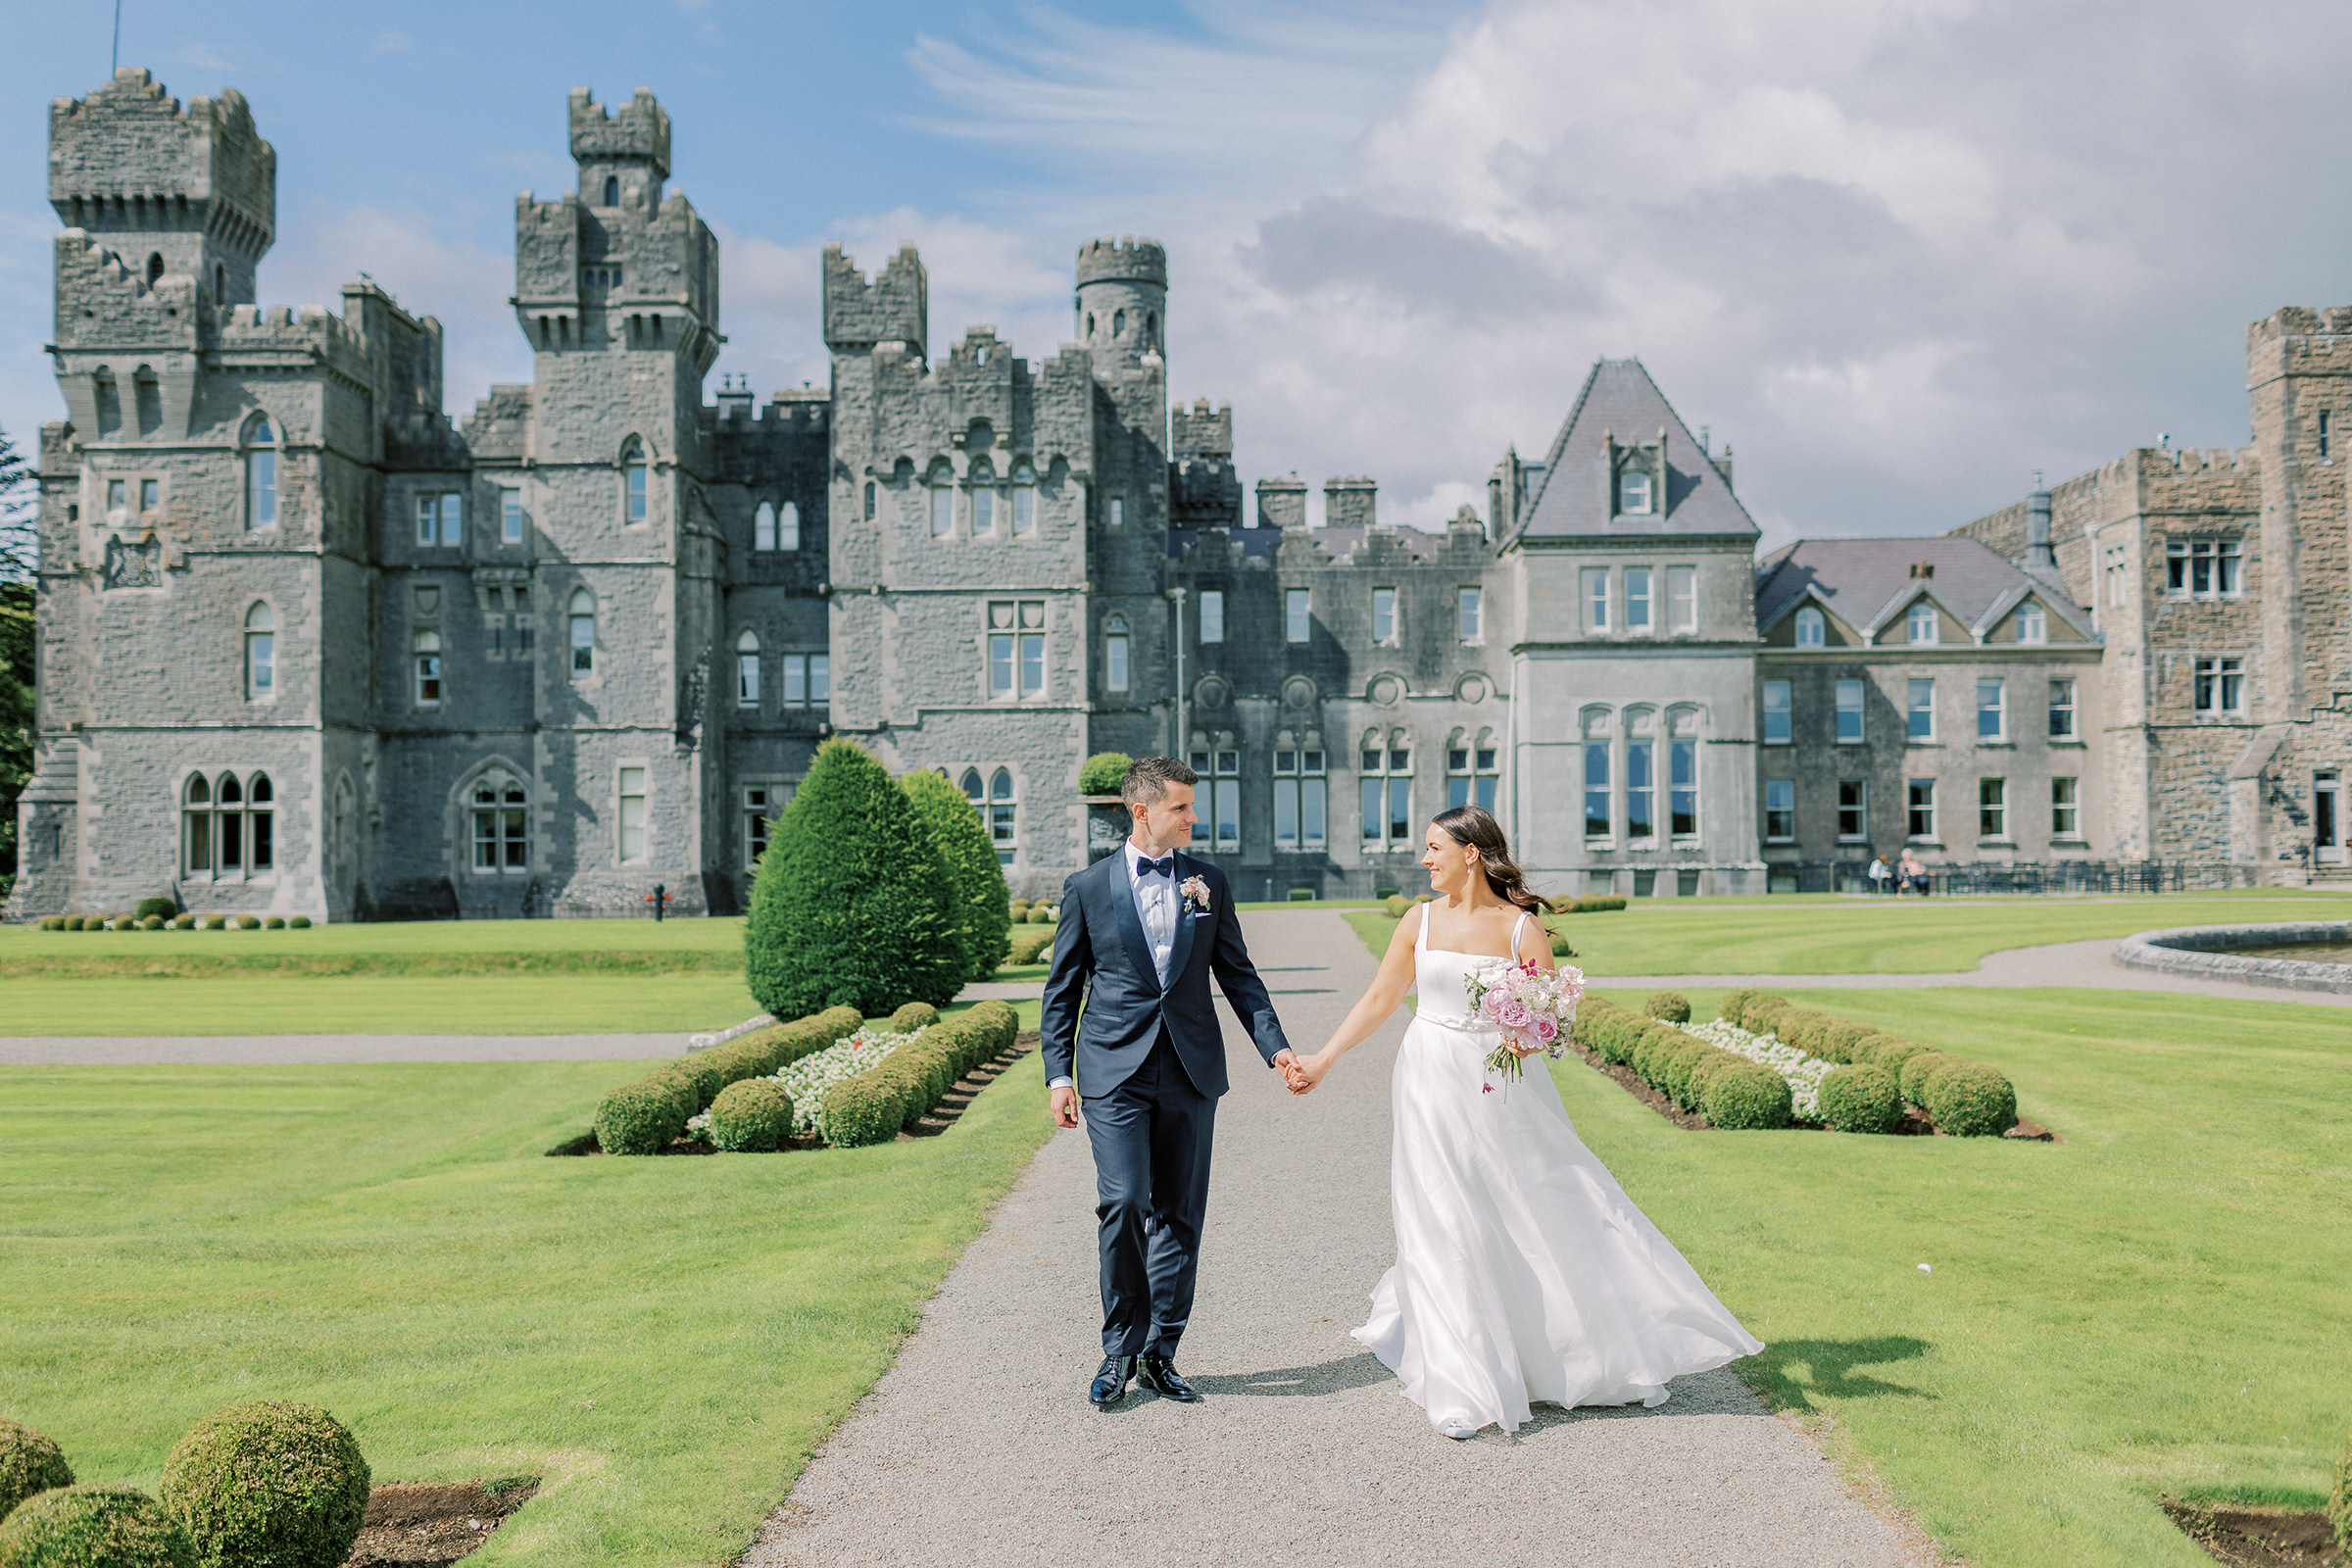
1748,1336,1936,1408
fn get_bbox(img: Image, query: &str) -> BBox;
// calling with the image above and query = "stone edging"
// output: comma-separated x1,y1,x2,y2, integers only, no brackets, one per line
689,1013,775,1052
2111,921,2352,994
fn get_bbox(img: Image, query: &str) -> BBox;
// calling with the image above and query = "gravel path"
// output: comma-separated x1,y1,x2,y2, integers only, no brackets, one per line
0,1033,685,1065
744,908,1930,1568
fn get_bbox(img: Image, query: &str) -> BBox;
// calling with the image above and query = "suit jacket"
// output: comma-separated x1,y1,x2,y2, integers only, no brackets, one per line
1039,849,1291,1099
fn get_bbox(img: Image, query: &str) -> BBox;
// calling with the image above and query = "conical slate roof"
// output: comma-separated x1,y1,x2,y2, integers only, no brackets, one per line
1515,359,1757,540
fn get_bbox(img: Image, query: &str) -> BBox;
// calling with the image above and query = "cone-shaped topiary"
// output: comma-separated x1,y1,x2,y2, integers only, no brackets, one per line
0,1486,195,1568
160,1401,368,1568
1819,1063,1903,1134
747,739,965,1018
1078,752,1133,796
709,1080,795,1152
900,769,1008,983
0,1421,73,1523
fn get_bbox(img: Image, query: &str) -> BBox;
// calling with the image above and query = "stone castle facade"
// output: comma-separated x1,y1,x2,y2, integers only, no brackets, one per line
8,73,2346,921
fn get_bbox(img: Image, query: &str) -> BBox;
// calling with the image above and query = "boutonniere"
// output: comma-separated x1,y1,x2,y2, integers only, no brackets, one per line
1179,874,1211,913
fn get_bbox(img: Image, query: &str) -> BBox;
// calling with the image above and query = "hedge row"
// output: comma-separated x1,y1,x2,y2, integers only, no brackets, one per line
1569,997,1792,1130
1718,991,2019,1136
817,1001,1022,1148
593,1005,863,1155
1005,926,1056,965
37,914,309,931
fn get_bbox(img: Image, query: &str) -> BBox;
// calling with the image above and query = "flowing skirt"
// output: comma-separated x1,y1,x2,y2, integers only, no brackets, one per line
1351,1013,1764,1435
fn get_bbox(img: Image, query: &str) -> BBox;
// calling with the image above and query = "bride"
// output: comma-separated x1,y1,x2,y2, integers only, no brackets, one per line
1290,805,1763,1439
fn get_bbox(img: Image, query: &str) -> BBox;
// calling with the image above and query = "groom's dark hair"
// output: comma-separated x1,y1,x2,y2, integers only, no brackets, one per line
1122,755,1199,808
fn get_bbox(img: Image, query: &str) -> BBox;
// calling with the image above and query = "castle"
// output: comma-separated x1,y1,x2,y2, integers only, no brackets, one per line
8,72,2347,922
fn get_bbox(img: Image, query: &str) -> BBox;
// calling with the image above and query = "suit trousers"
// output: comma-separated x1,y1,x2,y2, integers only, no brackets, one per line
1083,1026,1217,1359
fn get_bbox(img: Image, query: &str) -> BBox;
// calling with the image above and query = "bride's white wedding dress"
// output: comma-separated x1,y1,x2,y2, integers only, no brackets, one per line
1351,908,1764,1436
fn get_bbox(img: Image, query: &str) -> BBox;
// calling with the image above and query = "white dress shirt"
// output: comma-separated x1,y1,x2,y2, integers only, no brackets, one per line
1048,841,1181,1092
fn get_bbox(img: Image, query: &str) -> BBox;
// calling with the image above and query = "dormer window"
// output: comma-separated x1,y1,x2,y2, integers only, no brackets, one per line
2016,603,2046,644
1619,468,1652,515
1795,606,1826,647
1907,601,1939,645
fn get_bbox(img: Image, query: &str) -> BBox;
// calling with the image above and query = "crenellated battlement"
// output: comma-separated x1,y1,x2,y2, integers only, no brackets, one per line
2247,305,2352,347
49,69,274,259
567,87,669,175
823,243,927,353
1075,236,1166,288
1172,398,1232,458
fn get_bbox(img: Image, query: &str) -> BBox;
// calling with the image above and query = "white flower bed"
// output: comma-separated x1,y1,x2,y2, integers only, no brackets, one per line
1673,1018,1835,1121
685,1026,916,1140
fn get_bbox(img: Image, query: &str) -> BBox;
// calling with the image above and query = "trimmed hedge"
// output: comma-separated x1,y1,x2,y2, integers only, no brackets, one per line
1643,991,1690,1024
589,1004,864,1155
1079,752,1133,796
710,1080,796,1152
818,1002,1020,1148
135,897,179,921
1006,926,1055,965
1702,1058,1792,1130
1717,993,2020,1135
1568,998,1788,1128
1919,1060,2018,1137
1819,1063,1903,1134
593,1082,687,1156
161,1401,368,1568
0,1421,73,1523
902,767,1008,983
0,1486,195,1568
890,1002,941,1034
1563,895,1627,913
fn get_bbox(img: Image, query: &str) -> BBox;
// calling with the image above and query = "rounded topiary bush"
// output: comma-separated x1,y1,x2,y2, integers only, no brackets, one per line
234,916,260,931
201,916,225,931
890,1002,941,1034
160,1401,368,1568
1866,1037,1935,1076
135,897,179,922
817,1073,904,1148
1815,1022,1872,1063
1895,1051,1949,1103
663,1056,724,1113
1642,991,1690,1024
1919,1061,2018,1137
1653,1039,1707,1107
709,1080,795,1153
1818,1063,1903,1134
901,767,1007,984
172,913,196,930
1078,752,1133,797
287,916,311,929
1026,906,1052,924
1702,1058,1793,1130
746,739,964,1019
139,915,165,931
0,1420,74,1524
0,1485,194,1568
594,1082,685,1155
263,917,284,930
1384,894,1407,919
1716,989,1760,1028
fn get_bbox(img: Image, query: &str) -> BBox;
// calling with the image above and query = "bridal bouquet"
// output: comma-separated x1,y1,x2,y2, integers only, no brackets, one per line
1463,958,1587,1089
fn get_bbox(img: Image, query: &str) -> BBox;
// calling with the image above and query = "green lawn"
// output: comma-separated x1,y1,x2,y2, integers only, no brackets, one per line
1544,984,2350,1568
0,1045,1054,1567
0,973,766,1037
1346,889,2352,976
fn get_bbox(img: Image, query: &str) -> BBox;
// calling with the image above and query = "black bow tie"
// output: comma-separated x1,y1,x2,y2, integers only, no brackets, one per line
1136,857,1175,878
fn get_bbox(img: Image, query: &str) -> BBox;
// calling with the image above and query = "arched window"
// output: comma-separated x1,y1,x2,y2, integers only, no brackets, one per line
736,628,760,707
1146,310,1156,348
414,628,443,705
1113,309,1126,337
1011,465,1036,535
620,438,647,523
961,768,984,804
930,467,954,537
245,603,275,700
863,480,876,520
244,416,277,530
249,773,274,871
1104,614,1129,693
754,501,776,552
1085,312,1096,337
2016,602,2047,644
970,460,996,535
183,774,213,874
94,370,121,437
777,500,800,551
1907,600,1938,645
989,767,1016,860
218,772,245,871
134,368,161,437
472,772,530,872
1795,606,1826,647
146,252,164,286
603,175,619,207
214,263,225,305
568,589,596,673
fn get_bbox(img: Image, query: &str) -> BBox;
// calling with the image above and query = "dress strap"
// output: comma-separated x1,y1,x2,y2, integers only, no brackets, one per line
1510,911,1529,962
1414,903,1430,953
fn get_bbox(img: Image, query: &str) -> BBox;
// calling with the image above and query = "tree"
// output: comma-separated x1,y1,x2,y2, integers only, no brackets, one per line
745,738,965,1018
0,428,32,899
902,767,1012,983
0,427,29,585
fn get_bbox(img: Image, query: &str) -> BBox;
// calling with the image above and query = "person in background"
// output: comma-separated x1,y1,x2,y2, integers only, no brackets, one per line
1899,850,1930,898
1868,855,1891,896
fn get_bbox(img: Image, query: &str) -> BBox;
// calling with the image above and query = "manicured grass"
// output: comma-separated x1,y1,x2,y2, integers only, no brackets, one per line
1544,984,2350,1567
0,973,765,1037
0,916,746,957
1344,890,2352,976
0,1047,1055,1567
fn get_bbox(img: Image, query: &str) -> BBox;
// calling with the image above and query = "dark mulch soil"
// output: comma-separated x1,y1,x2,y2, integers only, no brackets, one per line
341,1480,538,1568
548,1031,1040,1156
2164,1501,2344,1568
1561,1038,2055,1141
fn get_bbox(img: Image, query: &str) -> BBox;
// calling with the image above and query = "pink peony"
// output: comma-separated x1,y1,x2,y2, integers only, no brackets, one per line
1533,1014,1557,1041
1494,995,1535,1030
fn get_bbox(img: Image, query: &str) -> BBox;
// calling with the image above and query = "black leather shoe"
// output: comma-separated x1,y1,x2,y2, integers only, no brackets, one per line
1137,1354,1201,1402
1089,1355,1135,1407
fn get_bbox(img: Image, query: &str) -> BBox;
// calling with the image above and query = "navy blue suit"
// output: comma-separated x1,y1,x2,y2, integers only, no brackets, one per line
1041,849,1291,1358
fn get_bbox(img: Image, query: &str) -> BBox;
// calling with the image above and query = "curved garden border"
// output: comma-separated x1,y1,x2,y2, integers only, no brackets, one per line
2112,920,2352,995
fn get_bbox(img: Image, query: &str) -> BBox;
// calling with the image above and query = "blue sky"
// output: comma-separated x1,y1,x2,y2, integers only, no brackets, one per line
7,0,2352,544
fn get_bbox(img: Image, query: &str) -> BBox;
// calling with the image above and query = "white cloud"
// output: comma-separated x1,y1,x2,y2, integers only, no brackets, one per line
175,42,237,73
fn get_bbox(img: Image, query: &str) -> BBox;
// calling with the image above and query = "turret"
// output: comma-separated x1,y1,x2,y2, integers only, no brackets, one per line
568,85,668,212
1074,237,1166,369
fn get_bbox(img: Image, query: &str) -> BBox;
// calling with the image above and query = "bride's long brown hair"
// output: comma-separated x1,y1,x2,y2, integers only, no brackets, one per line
1431,805,1561,916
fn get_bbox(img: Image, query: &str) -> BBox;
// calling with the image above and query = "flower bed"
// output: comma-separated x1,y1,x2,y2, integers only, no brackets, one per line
688,1026,914,1141
1719,991,2023,1137
1671,1017,1835,1121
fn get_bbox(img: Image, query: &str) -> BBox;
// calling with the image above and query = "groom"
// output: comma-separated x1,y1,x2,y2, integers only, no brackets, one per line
1041,756,1298,1407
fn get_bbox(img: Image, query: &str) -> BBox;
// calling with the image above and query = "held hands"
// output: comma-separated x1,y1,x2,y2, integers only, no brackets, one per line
1277,1049,1331,1097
